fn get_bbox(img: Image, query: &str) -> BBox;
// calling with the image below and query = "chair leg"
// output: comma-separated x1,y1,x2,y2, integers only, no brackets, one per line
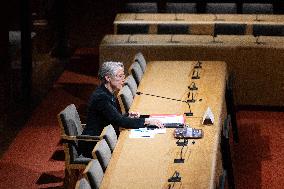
64,168,80,189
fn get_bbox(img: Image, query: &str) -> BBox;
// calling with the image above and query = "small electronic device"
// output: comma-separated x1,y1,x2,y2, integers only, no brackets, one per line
174,127,203,139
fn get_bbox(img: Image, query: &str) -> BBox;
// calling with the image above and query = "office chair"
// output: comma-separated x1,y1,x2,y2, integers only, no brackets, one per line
166,3,197,13
221,115,235,189
134,52,147,73
129,61,143,85
75,177,92,189
124,74,138,97
225,73,239,143
58,104,101,188
118,85,134,114
101,124,118,153
214,23,246,36
253,24,284,44
206,3,237,14
242,3,273,14
157,24,189,34
92,139,112,172
83,159,104,189
125,2,158,13
116,24,149,34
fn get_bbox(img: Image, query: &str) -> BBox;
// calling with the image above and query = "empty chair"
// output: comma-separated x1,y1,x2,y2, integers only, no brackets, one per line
242,3,273,14
118,85,134,114
157,24,189,34
166,3,197,13
75,177,92,189
206,3,237,14
83,159,104,189
215,23,246,35
129,61,143,85
225,73,239,143
92,139,112,172
124,74,138,97
125,2,158,13
116,24,149,34
253,24,284,37
101,124,118,152
134,52,147,73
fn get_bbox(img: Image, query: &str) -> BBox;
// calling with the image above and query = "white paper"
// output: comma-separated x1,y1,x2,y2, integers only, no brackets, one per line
129,128,155,138
148,114,185,124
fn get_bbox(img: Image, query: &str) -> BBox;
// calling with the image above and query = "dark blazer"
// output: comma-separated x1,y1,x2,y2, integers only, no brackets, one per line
79,84,145,157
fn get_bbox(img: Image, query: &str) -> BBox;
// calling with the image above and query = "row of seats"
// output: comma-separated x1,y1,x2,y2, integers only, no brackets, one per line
57,104,118,188
118,52,147,113
124,2,283,14
117,23,284,37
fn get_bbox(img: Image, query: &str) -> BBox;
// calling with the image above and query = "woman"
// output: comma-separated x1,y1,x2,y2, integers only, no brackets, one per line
79,61,163,158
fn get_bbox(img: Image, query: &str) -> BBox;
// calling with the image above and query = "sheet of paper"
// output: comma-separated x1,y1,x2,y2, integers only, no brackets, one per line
129,128,155,138
148,114,185,124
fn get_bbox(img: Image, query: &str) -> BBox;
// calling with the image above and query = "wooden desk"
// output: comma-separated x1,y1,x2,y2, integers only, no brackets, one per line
100,61,227,189
114,13,284,35
100,34,284,107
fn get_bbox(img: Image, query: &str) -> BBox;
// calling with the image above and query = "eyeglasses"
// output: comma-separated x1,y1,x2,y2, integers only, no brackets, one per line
115,74,125,80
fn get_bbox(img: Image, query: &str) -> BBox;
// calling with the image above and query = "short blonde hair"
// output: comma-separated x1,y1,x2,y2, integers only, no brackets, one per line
98,61,124,82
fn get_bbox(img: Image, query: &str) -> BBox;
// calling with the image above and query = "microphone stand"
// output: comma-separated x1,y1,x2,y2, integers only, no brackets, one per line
136,92,194,116
168,171,181,182
174,144,185,163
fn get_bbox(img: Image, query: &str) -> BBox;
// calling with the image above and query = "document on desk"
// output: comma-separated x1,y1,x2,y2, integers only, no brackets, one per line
129,128,166,138
148,114,185,124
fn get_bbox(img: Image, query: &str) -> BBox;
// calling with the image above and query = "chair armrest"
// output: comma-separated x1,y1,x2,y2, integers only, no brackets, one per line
61,135,101,142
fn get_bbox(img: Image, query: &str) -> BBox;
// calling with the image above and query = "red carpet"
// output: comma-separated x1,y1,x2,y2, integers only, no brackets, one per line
0,60,283,188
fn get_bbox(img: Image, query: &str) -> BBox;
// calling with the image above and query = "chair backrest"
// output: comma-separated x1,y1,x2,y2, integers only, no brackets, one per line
206,3,237,14
129,61,143,85
59,104,83,135
75,177,92,189
118,85,134,114
242,3,273,14
215,23,246,35
166,3,197,13
58,104,92,168
157,24,189,34
116,24,149,34
253,24,284,37
125,2,158,13
101,125,118,152
134,52,147,73
92,139,112,172
83,159,104,189
124,74,138,97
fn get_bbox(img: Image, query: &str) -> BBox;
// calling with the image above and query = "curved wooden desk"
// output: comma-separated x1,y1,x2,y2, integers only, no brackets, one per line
100,61,227,189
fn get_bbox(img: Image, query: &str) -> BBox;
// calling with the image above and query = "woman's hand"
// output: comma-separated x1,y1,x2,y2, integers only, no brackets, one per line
128,111,140,118
145,118,164,128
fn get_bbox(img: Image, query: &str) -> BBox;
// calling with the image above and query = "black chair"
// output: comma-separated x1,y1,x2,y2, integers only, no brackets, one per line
125,2,158,13
221,115,235,189
157,24,188,34
215,23,246,36
116,24,149,34
253,24,284,44
83,159,104,189
225,73,239,143
242,3,273,14
206,3,237,14
166,3,197,13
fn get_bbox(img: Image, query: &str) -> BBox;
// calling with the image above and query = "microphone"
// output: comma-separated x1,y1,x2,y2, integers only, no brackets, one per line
188,82,198,91
194,61,202,69
136,91,194,116
168,171,181,182
187,92,196,103
174,145,185,164
192,68,200,80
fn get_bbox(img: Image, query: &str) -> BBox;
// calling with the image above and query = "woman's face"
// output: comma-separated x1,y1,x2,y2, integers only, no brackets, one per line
108,68,125,92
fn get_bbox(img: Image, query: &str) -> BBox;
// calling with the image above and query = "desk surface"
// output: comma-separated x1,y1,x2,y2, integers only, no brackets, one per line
100,61,227,189
115,13,284,24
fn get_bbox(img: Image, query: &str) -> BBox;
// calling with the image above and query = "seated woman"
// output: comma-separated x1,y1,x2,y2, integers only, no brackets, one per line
79,61,163,158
